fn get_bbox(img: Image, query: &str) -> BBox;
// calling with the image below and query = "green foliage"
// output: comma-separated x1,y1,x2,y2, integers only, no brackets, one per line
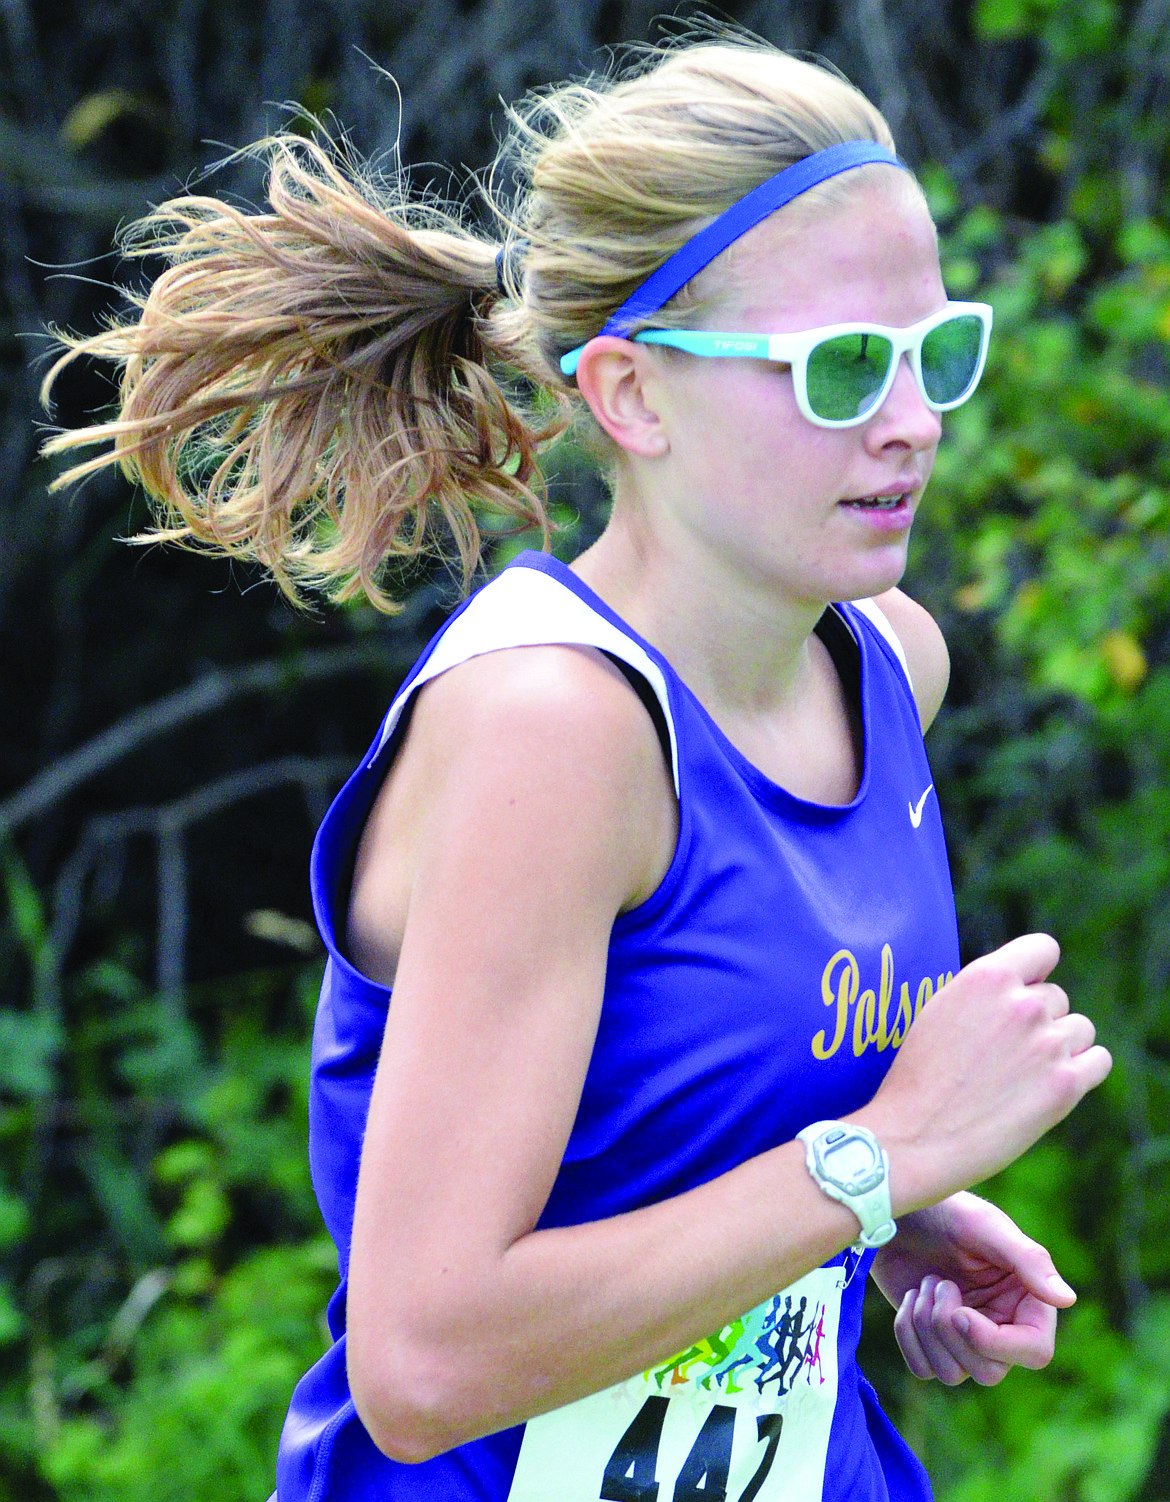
891,30,1170,1484
973,0,1119,56
0,964,329,1500
42,1240,336,1502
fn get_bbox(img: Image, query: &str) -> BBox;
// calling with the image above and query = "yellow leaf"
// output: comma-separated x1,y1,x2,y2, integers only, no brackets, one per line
60,90,147,151
1014,580,1043,619
1068,396,1103,423
1038,132,1071,175
954,580,989,612
1012,445,1042,479
243,908,319,955
1099,630,1147,692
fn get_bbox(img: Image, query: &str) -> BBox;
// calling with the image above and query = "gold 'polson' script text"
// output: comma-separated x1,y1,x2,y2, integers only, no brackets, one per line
812,945,955,1060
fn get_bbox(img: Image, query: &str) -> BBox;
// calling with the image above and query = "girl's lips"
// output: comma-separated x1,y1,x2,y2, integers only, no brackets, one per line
838,492,915,530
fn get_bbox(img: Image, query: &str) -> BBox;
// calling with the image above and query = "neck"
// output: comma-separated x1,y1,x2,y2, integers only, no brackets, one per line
570,499,828,720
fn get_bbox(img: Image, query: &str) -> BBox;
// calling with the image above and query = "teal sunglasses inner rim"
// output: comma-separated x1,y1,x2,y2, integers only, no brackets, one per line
560,301,993,429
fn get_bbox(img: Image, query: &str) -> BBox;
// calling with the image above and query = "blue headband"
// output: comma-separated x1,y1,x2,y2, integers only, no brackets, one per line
560,139,908,378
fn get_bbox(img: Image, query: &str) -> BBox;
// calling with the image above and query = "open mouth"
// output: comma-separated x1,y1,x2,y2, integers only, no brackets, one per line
841,493,909,510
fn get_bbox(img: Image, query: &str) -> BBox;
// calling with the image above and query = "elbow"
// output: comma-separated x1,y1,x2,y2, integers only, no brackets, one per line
352,1388,456,1465
364,1418,450,1468
348,1337,480,1465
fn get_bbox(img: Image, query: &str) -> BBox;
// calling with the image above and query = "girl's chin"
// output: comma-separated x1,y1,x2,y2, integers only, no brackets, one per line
830,544,910,603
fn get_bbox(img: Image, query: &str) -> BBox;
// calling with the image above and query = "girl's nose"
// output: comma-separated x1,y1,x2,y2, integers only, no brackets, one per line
867,354,942,452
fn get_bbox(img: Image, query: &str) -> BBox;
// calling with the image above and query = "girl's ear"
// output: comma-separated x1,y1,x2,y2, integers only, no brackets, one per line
573,338,670,459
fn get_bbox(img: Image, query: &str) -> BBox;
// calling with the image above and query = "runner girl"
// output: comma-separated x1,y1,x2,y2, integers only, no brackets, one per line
44,38,1112,1502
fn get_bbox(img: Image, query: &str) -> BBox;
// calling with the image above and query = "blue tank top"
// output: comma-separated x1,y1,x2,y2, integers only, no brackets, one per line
275,549,959,1502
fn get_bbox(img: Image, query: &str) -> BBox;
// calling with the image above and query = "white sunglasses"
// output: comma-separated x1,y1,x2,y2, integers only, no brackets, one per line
561,301,993,430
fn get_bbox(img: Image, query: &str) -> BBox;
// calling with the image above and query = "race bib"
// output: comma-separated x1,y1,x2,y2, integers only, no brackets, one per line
507,1265,845,1502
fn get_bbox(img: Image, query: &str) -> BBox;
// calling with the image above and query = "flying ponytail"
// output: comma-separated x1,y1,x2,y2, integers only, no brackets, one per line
42,41,898,611
40,136,563,610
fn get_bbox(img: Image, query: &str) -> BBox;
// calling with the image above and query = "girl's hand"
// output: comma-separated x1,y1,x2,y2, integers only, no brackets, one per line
870,1192,1075,1386
858,933,1112,1212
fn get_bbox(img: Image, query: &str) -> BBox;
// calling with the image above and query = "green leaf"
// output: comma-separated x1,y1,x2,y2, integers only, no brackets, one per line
0,1189,28,1250
971,0,1034,40
0,845,47,964
0,1008,61,1098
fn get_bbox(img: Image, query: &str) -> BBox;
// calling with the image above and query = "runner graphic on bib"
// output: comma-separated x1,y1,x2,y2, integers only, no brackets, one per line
507,1265,845,1502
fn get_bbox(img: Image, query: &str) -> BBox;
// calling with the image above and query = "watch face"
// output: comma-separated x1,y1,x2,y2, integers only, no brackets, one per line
818,1131,884,1194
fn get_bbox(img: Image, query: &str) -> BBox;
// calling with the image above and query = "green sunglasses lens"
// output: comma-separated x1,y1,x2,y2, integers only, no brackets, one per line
920,315,984,404
806,332,894,420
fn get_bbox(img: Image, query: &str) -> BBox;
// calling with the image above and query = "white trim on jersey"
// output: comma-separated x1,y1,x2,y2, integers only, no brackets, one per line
370,567,682,795
847,597,914,693
369,566,910,793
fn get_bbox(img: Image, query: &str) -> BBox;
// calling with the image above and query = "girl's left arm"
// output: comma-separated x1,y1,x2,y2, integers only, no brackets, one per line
870,590,1072,1386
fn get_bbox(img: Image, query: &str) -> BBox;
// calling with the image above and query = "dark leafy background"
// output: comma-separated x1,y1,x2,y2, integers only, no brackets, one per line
2,2,1169,1498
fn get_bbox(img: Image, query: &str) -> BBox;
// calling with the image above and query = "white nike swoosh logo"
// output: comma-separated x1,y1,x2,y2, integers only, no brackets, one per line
909,784,935,828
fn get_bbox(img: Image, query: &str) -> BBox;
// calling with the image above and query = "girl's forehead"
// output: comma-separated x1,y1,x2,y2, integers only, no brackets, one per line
696,174,942,326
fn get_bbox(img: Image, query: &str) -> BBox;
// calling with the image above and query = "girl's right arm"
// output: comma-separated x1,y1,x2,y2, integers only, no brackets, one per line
343,645,1111,1464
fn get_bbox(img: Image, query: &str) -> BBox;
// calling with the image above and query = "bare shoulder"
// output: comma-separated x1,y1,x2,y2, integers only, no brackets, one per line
402,643,674,823
347,644,678,984
869,587,951,731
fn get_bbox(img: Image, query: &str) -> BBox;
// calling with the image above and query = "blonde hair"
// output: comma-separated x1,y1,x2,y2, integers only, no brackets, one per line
41,42,898,612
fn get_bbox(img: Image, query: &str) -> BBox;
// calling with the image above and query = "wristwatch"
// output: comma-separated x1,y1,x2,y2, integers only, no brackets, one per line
796,1120,896,1252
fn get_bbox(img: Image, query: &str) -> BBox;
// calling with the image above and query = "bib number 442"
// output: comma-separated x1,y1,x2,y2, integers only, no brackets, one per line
600,1398,784,1502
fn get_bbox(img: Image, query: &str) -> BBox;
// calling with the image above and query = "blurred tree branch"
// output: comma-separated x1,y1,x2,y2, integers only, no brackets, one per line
0,118,169,219
0,637,419,839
